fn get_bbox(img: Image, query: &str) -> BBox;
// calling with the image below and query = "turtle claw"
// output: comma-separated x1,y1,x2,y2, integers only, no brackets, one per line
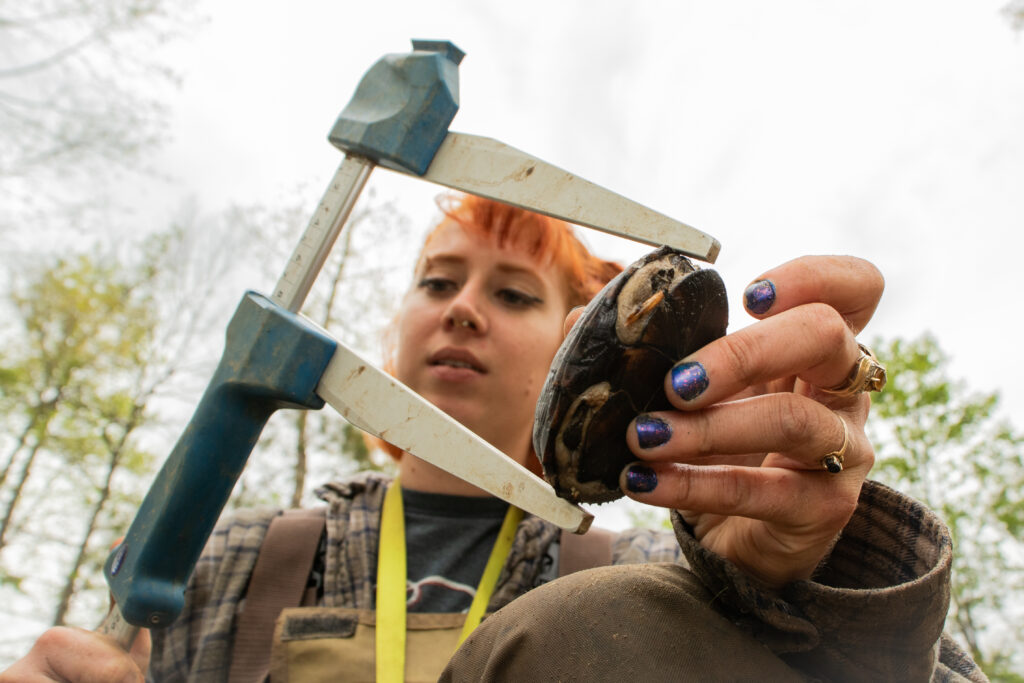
625,290,665,326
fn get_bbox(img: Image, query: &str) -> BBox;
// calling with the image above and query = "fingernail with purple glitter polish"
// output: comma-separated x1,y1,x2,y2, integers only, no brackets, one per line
671,361,709,401
635,415,672,448
744,279,776,315
624,465,658,493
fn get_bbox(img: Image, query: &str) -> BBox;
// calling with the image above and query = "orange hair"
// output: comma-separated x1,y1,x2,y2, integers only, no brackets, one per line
373,194,623,463
432,193,623,309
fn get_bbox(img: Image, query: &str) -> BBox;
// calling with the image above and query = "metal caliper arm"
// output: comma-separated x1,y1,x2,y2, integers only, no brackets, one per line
416,132,721,262
316,340,592,533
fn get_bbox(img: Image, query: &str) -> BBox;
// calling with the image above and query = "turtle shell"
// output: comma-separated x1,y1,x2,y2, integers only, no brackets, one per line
532,246,728,503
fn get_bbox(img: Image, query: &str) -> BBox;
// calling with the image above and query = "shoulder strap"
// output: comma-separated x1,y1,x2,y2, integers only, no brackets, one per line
558,527,615,577
228,507,326,683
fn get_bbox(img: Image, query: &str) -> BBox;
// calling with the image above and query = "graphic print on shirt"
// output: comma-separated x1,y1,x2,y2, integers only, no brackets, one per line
407,575,476,611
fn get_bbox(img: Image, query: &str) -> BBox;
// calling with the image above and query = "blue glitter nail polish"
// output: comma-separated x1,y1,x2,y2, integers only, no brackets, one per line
671,361,709,401
625,465,658,493
744,279,776,315
636,415,672,448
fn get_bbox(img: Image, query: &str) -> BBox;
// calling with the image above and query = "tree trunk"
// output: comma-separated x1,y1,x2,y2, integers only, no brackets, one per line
52,445,121,625
0,417,36,493
320,206,357,330
290,411,308,508
0,435,46,551
0,400,56,493
53,406,141,625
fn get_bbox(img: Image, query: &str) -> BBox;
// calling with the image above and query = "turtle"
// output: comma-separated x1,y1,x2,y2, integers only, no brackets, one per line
533,246,729,504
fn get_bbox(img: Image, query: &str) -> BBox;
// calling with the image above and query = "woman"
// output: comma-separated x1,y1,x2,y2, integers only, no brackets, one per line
1,195,983,681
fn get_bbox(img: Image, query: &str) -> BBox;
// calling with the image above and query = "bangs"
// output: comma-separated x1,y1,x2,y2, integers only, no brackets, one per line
434,194,590,304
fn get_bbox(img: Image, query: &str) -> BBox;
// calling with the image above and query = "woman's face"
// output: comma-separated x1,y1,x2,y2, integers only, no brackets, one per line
393,220,571,465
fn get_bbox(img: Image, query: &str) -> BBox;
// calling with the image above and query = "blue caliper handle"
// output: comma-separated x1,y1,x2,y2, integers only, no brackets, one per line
329,39,464,175
104,39,465,630
104,292,336,627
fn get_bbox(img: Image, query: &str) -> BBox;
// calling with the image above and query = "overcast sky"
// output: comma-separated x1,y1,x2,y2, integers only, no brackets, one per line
142,1,1023,422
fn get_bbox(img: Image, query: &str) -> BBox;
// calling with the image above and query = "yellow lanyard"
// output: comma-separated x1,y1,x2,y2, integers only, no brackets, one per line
376,479,523,682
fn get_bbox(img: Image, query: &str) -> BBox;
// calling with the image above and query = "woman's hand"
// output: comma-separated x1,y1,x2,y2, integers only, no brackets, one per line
0,626,150,683
619,255,885,589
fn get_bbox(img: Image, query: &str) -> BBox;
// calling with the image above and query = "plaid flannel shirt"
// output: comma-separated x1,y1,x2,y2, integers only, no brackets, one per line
148,472,984,682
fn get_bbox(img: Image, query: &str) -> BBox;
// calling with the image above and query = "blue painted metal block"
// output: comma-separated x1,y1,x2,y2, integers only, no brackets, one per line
328,39,464,175
104,292,336,627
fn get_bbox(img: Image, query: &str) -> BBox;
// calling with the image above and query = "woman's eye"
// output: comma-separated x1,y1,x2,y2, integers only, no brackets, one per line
418,277,456,295
498,288,543,308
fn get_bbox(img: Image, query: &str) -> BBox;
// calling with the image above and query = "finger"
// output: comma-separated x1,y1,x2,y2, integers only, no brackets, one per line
628,395,865,471
664,303,861,408
619,462,861,530
742,255,884,334
129,630,151,677
562,306,585,337
0,627,144,683
620,461,862,587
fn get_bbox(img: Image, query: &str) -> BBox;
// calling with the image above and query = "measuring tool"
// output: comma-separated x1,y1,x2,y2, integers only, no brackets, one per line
98,39,720,647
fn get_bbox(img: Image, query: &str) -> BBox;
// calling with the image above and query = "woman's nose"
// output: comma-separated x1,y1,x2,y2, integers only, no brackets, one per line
443,288,487,334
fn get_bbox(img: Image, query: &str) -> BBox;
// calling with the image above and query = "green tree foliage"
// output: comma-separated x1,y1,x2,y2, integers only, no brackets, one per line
0,252,161,651
0,217,237,660
0,256,155,548
1004,0,1024,30
867,335,1024,681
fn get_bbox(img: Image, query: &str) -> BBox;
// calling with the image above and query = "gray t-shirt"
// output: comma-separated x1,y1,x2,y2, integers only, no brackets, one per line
403,487,510,613
309,487,558,613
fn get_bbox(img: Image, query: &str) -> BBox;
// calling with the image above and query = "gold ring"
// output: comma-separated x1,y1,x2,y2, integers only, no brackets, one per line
822,343,887,398
821,416,850,473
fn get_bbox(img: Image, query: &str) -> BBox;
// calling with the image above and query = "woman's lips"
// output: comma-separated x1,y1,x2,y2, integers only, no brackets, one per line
428,347,486,381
